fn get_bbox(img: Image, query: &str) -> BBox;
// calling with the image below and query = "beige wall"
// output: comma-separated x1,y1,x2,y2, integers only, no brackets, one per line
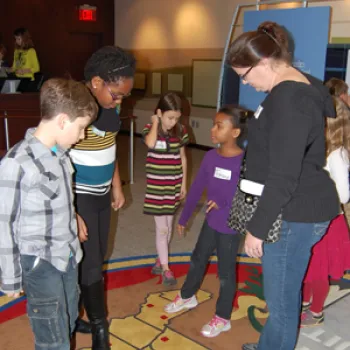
115,0,350,96
310,0,350,38
115,0,350,50
114,0,241,49
130,48,223,70
130,48,223,96
114,0,243,96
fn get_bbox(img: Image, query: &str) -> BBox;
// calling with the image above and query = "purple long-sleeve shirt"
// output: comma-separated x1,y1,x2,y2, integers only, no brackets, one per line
179,149,243,234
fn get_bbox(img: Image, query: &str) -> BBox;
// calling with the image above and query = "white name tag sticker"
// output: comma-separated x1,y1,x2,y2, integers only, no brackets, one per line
155,140,167,150
91,125,106,138
254,105,264,119
214,167,232,180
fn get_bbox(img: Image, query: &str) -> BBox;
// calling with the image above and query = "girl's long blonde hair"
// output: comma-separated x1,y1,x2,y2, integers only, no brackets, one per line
326,108,350,157
325,78,350,157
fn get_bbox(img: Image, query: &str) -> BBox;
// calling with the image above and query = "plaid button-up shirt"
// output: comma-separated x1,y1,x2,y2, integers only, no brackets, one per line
0,129,82,293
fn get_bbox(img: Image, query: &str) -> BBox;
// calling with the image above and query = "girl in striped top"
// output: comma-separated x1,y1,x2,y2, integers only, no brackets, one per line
143,92,189,285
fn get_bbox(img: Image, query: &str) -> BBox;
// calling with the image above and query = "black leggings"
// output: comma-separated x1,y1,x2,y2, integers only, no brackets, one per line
181,220,241,320
75,192,111,286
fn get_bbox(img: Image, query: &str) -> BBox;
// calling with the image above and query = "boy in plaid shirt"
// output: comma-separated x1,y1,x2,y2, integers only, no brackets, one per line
0,78,97,350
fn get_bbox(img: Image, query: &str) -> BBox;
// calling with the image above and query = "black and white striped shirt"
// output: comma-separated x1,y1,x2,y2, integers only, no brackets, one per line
0,129,82,293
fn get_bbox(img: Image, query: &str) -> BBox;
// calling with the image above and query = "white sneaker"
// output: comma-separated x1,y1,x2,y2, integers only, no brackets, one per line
164,294,198,313
201,315,231,338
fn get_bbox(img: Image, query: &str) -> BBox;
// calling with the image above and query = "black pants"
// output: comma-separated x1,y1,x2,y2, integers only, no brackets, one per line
181,220,241,320
75,192,111,286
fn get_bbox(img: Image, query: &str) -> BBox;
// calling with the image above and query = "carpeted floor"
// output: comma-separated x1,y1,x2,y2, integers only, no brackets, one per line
0,255,263,350
1,255,349,350
1,135,350,349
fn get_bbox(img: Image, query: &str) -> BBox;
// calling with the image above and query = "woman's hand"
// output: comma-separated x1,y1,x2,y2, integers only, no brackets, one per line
244,231,264,258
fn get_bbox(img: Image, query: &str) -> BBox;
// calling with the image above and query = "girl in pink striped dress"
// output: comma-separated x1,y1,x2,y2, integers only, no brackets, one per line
142,92,189,285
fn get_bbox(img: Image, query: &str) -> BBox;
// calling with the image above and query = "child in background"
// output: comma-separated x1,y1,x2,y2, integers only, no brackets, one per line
0,78,97,350
327,78,350,228
301,78,350,327
164,106,245,338
143,92,189,286
12,27,40,80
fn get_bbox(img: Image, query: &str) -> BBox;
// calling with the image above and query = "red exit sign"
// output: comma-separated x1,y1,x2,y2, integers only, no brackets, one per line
79,7,97,22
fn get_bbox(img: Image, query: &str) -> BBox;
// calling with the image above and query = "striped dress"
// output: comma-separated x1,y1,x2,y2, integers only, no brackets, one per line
143,124,189,216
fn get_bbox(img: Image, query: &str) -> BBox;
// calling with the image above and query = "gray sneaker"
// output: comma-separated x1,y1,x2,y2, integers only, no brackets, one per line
302,301,311,312
300,309,324,328
162,269,177,286
242,344,258,350
151,259,162,275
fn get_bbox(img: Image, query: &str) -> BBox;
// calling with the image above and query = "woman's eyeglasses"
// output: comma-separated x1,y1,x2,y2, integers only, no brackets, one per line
241,66,253,81
104,82,131,101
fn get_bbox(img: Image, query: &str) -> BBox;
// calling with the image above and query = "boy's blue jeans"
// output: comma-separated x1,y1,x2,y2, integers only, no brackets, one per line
21,255,79,350
257,220,329,350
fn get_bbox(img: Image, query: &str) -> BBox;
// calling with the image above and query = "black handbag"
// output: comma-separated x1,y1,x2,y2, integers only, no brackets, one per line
227,156,282,243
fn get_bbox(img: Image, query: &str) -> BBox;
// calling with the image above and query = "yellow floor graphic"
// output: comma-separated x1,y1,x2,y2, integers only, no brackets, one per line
81,289,211,349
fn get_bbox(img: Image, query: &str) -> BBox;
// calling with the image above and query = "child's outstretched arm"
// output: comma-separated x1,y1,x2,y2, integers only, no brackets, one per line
144,110,161,149
0,158,23,297
178,152,209,233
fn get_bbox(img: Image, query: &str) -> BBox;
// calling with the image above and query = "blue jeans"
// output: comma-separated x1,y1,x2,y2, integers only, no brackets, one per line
258,220,329,350
21,255,79,350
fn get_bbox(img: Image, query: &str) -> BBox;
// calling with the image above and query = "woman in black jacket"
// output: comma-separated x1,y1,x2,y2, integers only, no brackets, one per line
227,21,339,350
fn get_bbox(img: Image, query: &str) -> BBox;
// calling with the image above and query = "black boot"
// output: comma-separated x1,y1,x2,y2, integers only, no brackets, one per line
81,280,110,350
75,317,92,334
75,297,92,334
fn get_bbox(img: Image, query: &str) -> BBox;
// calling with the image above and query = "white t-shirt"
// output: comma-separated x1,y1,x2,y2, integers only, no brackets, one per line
325,147,350,204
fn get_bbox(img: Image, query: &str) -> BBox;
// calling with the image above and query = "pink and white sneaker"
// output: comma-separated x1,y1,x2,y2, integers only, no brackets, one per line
201,315,231,338
164,294,198,313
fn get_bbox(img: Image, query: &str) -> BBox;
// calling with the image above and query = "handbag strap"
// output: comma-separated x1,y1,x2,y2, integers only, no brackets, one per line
239,151,247,180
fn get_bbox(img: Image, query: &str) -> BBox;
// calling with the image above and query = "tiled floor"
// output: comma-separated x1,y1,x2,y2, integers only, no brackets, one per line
297,292,350,350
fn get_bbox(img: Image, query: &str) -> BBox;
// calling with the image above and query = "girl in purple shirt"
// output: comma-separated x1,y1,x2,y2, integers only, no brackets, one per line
164,106,246,338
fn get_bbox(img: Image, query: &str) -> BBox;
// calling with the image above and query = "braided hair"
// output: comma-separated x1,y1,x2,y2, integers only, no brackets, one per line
84,46,136,83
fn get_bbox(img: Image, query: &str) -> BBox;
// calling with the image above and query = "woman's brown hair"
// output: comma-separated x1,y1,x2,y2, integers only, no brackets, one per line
226,21,291,68
14,28,34,50
155,92,183,139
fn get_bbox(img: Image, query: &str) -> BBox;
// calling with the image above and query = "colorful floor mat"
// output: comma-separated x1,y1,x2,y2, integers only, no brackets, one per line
1,254,349,350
